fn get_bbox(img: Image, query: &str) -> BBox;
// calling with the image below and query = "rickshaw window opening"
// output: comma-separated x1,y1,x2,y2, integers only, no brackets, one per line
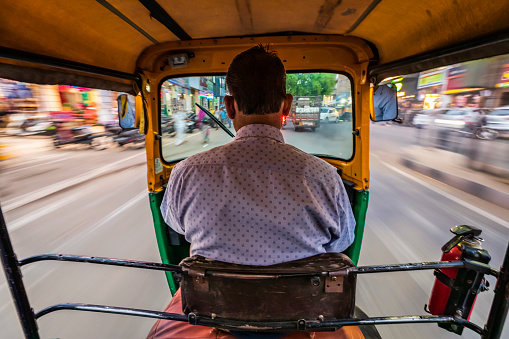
159,70,356,165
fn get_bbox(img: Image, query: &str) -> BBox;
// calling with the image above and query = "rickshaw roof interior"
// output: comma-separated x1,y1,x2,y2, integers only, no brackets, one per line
1,0,509,90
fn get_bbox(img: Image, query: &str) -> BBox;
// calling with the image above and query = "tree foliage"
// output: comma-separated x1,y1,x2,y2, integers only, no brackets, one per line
286,73,337,97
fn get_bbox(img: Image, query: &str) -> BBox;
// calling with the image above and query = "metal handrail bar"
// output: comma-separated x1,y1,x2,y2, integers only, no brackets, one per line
34,303,484,335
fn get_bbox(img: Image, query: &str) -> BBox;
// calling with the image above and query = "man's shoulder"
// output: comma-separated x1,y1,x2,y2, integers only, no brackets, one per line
173,144,230,169
279,143,339,179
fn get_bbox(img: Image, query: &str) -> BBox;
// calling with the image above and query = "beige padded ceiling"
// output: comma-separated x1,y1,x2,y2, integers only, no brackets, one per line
1,0,509,77
157,0,373,38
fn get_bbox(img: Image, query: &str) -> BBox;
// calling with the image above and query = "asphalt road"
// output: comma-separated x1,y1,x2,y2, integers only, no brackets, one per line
0,122,508,339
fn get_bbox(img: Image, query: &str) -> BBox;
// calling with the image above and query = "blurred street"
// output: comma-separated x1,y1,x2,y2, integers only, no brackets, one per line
0,122,508,338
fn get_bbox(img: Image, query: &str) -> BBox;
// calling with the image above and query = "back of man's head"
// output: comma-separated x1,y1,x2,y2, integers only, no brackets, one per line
226,44,286,115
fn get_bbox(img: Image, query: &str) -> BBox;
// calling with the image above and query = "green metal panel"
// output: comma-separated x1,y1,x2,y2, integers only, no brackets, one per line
149,191,190,296
149,188,368,296
343,190,369,266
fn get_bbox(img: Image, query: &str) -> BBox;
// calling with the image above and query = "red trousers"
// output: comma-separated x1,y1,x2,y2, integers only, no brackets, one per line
147,290,365,339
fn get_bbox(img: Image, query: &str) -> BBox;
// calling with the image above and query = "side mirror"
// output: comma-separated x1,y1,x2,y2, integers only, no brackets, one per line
117,94,135,129
371,84,399,121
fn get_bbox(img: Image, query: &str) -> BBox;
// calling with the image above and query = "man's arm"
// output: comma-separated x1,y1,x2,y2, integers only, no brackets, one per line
160,166,186,235
324,178,356,253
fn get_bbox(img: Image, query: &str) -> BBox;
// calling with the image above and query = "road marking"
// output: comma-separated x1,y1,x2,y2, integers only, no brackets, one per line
380,161,509,229
4,152,83,175
0,191,148,302
53,191,147,252
369,220,434,295
162,131,202,147
4,152,65,167
1,152,144,212
6,192,83,232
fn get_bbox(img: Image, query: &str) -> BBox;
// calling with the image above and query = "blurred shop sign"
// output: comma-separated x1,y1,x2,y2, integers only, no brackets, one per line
417,70,446,89
496,63,509,88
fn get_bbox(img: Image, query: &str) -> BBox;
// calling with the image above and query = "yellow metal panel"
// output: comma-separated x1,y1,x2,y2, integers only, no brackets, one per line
139,36,373,192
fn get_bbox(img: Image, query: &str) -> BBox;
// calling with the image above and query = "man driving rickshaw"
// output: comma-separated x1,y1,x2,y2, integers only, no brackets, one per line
151,44,357,339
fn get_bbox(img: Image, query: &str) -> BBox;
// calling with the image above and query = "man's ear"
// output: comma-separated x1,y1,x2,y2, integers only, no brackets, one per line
224,95,236,119
282,94,293,116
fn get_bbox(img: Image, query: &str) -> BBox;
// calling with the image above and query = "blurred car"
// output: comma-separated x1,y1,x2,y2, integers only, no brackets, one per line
483,106,509,137
319,107,339,123
434,107,489,133
338,105,352,122
412,109,447,128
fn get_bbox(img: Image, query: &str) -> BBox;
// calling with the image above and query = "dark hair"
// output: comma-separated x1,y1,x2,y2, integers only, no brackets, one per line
226,44,287,115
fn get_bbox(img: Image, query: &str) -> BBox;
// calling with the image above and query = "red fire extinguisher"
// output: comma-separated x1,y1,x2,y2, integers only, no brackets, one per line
427,225,489,321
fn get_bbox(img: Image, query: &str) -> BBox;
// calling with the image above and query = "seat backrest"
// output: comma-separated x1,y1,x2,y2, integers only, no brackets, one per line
179,253,356,322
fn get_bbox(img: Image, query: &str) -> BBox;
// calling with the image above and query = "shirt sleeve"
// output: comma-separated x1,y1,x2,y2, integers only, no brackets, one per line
160,166,186,235
324,177,356,253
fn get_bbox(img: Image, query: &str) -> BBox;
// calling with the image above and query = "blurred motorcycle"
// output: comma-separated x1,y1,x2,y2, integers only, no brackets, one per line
185,112,197,133
113,129,145,148
53,124,115,149
475,127,498,140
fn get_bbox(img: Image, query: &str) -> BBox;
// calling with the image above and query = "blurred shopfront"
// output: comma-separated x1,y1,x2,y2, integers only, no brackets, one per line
1,79,118,128
494,61,509,107
442,61,493,108
417,68,448,110
161,76,226,118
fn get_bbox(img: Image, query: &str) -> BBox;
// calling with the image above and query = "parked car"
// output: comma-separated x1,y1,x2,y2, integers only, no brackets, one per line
412,109,447,128
319,107,339,123
338,105,352,122
482,105,509,138
434,107,489,134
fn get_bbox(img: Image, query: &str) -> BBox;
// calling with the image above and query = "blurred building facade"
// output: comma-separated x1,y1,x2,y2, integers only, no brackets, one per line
0,80,119,130
394,53,509,113
161,76,227,118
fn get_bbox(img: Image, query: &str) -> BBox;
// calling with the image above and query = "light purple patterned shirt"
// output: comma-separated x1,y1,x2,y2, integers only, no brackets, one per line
161,124,355,265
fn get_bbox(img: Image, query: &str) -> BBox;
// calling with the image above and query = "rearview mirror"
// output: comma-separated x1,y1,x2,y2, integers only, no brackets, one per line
117,94,135,129
371,84,398,121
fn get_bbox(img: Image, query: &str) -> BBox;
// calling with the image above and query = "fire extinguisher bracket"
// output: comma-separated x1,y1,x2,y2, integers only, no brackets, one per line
439,246,492,335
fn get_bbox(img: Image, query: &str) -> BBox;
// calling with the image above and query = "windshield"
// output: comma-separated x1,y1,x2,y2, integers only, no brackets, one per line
445,109,467,115
160,72,353,163
490,109,509,116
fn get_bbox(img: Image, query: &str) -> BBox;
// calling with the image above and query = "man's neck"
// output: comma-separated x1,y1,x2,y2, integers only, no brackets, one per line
234,112,283,131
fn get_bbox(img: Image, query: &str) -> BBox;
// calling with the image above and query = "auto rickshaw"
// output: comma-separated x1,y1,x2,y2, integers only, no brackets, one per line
0,1,508,338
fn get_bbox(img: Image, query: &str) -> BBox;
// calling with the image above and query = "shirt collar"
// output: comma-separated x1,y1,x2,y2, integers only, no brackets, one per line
234,124,285,144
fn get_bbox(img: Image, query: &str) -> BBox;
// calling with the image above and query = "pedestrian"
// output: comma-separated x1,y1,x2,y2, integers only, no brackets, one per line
219,106,228,126
173,110,186,146
197,107,210,145
214,106,220,130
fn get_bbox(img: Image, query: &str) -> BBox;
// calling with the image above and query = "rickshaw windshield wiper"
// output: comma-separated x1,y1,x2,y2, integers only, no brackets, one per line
196,103,235,138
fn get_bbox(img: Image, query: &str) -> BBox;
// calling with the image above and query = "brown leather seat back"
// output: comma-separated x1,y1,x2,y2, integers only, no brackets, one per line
179,253,356,322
